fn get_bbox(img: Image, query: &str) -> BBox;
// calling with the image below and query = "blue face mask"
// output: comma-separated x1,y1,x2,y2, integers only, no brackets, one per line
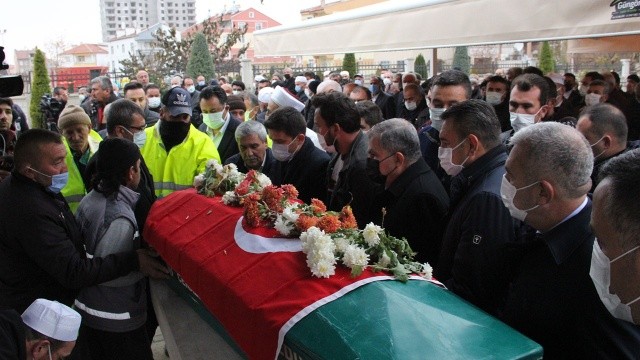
295,85,302,93
29,167,69,193
369,84,379,95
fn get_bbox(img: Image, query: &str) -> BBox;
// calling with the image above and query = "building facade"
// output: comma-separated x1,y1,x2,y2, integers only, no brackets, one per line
100,0,196,41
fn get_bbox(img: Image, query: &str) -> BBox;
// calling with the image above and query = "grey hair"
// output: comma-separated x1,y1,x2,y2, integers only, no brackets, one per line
509,122,593,199
243,91,259,107
367,118,421,164
91,76,113,91
235,120,267,142
589,79,611,95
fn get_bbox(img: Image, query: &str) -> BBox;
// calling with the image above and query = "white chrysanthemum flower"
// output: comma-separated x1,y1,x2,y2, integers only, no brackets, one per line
282,205,300,223
222,191,237,205
378,252,391,268
256,173,272,187
226,163,238,171
311,258,336,278
193,174,205,188
342,244,369,269
206,159,218,169
363,223,383,247
333,237,350,253
274,215,293,236
421,263,433,280
213,162,224,174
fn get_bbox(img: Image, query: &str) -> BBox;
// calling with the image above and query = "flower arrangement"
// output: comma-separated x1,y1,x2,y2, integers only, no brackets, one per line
193,160,246,197
193,159,431,282
300,223,433,282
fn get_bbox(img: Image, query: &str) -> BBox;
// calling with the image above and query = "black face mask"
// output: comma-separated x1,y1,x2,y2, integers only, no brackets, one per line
366,158,386,185
284,74,291,80
159,120,190,151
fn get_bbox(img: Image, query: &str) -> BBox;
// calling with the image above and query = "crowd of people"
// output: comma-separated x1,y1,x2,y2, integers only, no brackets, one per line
1,63,640,358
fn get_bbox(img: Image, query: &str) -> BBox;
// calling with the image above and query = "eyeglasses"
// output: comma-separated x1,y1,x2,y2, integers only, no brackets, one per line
128,124,147,132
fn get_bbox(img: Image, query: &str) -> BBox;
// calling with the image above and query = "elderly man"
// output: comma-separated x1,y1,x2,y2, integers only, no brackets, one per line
348,86,371,103
434,99,516,315
367,119,449,265
282,67,295,93
224,120,276,179
56,105,103,212
264,106,330,203
576,103,638,192
394,72,420,115
82,76,119,131
591,149,640,331
141,87,220,198
313,91,377,226
500,122,640,357
294,76,308,102
0,129,167,314
501,73,550,144
170,75,182,89
398,83,428,129
23,299,81,360
123,82,160,126
197,86,241,163
136,70,150,88
369,76,396,119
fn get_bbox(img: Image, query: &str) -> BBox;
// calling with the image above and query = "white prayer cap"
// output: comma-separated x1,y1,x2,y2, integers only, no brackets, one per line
270,86,304,112
295,76,307,84
21,299,81,342
340,70,349,77
254,75,266,82
316,80,342,94
548,73,564,85
258,87,274,104
323,70,331,77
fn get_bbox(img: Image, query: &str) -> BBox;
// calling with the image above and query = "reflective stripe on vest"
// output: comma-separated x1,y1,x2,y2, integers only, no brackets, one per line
74,299,131,320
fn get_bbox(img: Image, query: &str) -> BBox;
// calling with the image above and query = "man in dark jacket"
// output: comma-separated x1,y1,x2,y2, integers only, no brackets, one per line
264,106,329,203
483,75,511,132
0,129,167,314
501,122,640,358
368,119,449,265
197,86,241,163
82,76,119,131
397,83,428,129
434,100,518,316
369,76,395,120
224,120,276,180
312,91,379,227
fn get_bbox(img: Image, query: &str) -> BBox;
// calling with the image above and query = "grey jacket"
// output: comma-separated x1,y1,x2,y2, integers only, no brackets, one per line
74,186,147,332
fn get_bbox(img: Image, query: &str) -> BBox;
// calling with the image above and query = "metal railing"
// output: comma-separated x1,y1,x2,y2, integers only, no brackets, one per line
252,63,406,80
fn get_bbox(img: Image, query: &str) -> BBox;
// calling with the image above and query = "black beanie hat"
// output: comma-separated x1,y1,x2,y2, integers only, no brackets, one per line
96,138,141,178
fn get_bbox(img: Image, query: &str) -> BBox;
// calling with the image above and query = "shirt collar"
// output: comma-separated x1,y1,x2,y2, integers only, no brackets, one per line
542,197,592,265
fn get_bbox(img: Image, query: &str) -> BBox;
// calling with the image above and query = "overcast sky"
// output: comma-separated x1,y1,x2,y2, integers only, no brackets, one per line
2,0,324,64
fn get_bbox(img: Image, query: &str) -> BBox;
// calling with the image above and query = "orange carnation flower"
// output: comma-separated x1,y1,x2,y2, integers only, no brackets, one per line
339,205,358,229
296,214,318,232
316,214,341,233
310,198,327,214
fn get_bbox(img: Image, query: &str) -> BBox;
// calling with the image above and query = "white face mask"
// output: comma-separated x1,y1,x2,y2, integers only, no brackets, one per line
585,93,602,107
485,91,503,105
122,126,147,148
148,97,161,108
590,136,606,160
383,78,392,86
437,139,468,176
79,94,86,102
429,108,445,131
304,88,312,99
272,139,296,161
232,90,240,95
405,101,417,111
590,241,640,323
203,111,225,130
354,79,363,86
510,107,542,133
579,84,588,96
499,174,539,221
187,85,196,93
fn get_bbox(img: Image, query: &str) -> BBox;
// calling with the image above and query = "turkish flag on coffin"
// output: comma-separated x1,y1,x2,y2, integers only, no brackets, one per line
144,189,397,360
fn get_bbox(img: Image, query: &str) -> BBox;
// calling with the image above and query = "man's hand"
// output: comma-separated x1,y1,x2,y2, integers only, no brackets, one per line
137,248,170,279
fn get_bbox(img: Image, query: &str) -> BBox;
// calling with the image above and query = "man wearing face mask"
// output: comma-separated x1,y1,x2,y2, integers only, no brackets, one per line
231,80,245,95
264,106,330,204
420,70,471,188
312,91,377,227
591,149,640,334
501,122,640,358
145,84,162,114
576,103,639,193
397,83,428,129
367,119,449,265
394,72,419,115
585,79,611,108
369,76,395,120
182,77,202,127
563,73,583,110
195,75,207,91
501,74,550,145
283,67,296,94
483,75,511,132
267,86,324,150
545,74,579,124
141,87,220,198
197,86,241,163
434,100,516,316
0,129,168,314
294,76,308,103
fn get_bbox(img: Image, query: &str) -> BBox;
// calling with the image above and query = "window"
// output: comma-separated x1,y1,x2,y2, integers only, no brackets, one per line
111,46,114,53
255,22,263,30
238,21,246,29
78,55,85,62
249,12,254,18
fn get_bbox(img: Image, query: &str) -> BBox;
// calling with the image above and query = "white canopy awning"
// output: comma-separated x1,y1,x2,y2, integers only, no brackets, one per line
254,0,640,56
